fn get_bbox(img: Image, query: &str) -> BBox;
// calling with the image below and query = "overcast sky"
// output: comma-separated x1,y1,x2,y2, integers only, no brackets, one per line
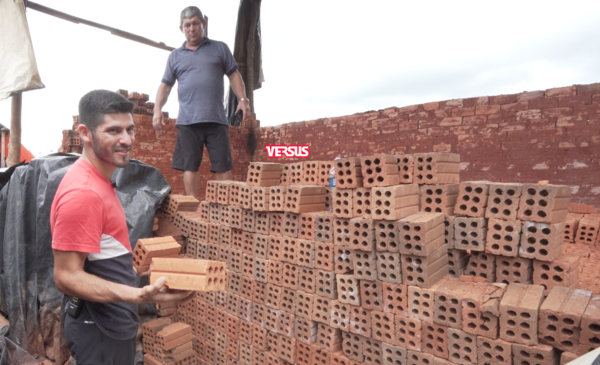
1,1,600,157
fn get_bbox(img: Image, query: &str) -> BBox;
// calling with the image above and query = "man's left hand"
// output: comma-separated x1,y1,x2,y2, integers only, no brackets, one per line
237,100,251,121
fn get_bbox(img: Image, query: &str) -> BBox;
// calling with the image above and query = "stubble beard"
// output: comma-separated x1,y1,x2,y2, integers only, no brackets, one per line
91,133,130,168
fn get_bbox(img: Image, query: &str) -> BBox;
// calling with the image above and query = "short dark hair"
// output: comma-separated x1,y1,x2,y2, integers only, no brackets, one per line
78,90,134,132
180,6,204,26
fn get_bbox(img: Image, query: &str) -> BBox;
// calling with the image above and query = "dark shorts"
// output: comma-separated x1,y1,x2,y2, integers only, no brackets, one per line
172,122,234,173
64,303,136,365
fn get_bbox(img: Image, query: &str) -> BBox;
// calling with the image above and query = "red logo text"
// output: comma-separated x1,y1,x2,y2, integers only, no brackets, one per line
265,145,310,158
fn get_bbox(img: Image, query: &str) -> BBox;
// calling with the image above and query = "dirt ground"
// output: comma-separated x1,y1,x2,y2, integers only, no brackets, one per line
564,241,600,295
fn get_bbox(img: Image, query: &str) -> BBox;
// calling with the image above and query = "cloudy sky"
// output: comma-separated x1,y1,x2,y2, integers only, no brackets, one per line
1,1,600,157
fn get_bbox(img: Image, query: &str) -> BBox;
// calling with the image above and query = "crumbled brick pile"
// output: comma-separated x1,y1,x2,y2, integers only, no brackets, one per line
143,153,600,365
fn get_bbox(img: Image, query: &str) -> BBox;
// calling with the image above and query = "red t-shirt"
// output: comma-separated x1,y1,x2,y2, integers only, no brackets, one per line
51,158,138,340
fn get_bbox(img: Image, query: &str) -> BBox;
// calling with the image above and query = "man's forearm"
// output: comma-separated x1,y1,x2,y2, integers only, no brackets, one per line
229,71,247,100
55,266,140,304
154,83,173,113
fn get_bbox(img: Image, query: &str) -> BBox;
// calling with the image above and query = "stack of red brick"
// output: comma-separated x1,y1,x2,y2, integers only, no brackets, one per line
563,203,600,246
142,153,600,365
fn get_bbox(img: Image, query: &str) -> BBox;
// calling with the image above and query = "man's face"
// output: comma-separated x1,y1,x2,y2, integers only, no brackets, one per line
180,15,205,46
90,113,135,168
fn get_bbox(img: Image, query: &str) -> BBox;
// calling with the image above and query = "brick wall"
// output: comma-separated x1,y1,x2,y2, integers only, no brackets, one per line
248,83,600,207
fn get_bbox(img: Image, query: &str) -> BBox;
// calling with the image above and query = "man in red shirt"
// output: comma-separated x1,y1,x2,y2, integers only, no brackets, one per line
51,90,191,364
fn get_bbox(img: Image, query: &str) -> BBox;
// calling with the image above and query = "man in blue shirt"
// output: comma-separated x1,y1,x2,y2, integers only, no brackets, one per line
153,6,251,198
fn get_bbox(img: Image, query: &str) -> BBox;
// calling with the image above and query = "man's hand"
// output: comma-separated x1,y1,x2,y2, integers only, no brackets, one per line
152,111,166,131
137,277,194,304
237,99,251,121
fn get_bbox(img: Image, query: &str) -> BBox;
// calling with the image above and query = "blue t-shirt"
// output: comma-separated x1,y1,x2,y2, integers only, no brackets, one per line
162,38,239,126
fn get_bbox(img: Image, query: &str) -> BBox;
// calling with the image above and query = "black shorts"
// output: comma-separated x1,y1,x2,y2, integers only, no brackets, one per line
172,122,234,173
64,303,136,365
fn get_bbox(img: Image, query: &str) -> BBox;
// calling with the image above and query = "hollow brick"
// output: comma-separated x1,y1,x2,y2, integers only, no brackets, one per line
350,305,373,337
447,248,469,278
517,184,571,224
402,245,448,288
337,274,361,306
283,212,300,238
315,269,337,299
277,310,295,337
336,157,364,189
532,254,579,295
495,256,533,285
353,249,379,280
422,321,449,359
335,245,354,274
330,299,351,331
269,186,286,212
363,337,384,365
371,310,395,344
453,217,487,252
519,221,565,262
265,284,283,309
299,267,317,294
485,219,521,257
333,188,354,218
296,291,315,319
316,323,343,353
420,184,460,216
360,280,384,311
313,295,333,325
464,252,496,283
413,152,460,185
268,236,283,261
342,332,366,362
499,283,545,346
476,336,512,365
376,220,401,252
485,183,523,221
371,185,420,221
360,154,400,188
334,217,352,246
280,287,297,313
447,328,477,365
295,316,318,344
512,343,558,365
269,212,284,236
315,213,334,243
353,187,373,218
396,154,414,184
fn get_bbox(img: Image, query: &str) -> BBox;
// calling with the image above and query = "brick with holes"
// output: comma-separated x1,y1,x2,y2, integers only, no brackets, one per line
421,321,449,359
453,217,487,252
495,256,533,285
229,182,245,207
240,276,253,300
377,252,403,284
253,257,267,283
282,262,299,290
353,249,378,281
420,184,460,216
408,283,441,323
251,302,265,326
350,305,372,337
265,284,282,309
485,183,523,221
280,286,297,313
330,299,351,331
255,212,269,235
242,253,254,278
230,207,243,230
517,184,570,224
447,328,477,365
563,213,583,243
315,213,334,243
246,162,282,187
533,254,579,295
268,186,286,212
226,313,240,339
278,335,296,363
303,161,321,185
263,307,279,332
477,336,512,365
252,280,266,304
228,271,242,294
447,249,469,278
360,154,400,188
240,342,253,364
252,324,268,350
316,323,343,352
277,310,295,337
360,280,384,311
464,252,497,283
499,284,545,346
267,236,283,261
239,319,253,344
334,217,352,246
315,242,335,271
402,245,448,288
312,346,332,365
399,212,445,256
296,291,315,319
485,219,521,257
297,239,316,268
343,332,366,362
454,182,490,218
413,152,460,184
335,157,364,189
239,185,253,210
267,260,283,286
396,154,414,184
371,310,395,344
332,353,359,365
281,237,298,264
406,350,435,365
313,296,333,325
371,185,420,221
434,279,471,329
353,187,373,218
295,341,312,365
349,218,377,251
362,337,384,365
335,246,354,274
381,282,407,316
298,267,317,293
579,295,600,355
575,215,600,244
512,343,558,365
519,221,565,262
299,213,317,240
285,185,327,213
538,286,592,352
295,316,318,344
269,212,284,236
375,220,401,253
265,351,280,365
461,283,505,339
315,269,337,299
252,348,265,365
333,188,354,218
283,212,300,237
242,209,255,233
253,234,269,259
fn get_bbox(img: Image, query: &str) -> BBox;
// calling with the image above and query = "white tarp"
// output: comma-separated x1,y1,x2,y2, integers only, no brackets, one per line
0,0,45,100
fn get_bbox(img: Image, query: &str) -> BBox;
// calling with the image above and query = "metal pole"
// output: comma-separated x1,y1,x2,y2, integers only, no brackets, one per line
7,93,22,167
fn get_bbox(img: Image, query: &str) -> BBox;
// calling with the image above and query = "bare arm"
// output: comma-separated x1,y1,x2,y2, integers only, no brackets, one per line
152,82,173,131
228,70,251,121
53,249,192,304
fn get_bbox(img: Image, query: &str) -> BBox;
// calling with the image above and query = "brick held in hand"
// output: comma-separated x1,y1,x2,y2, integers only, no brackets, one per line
150,258,226,291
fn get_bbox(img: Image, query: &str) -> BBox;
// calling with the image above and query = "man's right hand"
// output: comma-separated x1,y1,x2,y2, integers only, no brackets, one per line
136,276,194,304
152,111,166,131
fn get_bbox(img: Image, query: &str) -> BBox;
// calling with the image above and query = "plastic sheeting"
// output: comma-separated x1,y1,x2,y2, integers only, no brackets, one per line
0,0,45,100
0,155,170,363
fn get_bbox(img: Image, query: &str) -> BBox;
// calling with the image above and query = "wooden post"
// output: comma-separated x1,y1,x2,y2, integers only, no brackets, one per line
1,129,6,168
7,93,22,167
